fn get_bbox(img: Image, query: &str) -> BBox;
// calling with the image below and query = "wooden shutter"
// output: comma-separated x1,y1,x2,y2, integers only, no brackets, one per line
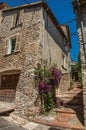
84,27,86,43
3,39,8,55
12,13,17,27
11,16,14,28
19,9,23,24
15,35,20,52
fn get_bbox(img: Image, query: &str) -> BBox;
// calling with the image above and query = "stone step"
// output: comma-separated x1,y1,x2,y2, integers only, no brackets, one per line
58,90,82,96
53,108,84,130
58,88,82,95
55,108,76,114
57,87,83,106
56,96,83,105
58,94,82,99
67,100,83,105
0,102,15,115
68,105,84,114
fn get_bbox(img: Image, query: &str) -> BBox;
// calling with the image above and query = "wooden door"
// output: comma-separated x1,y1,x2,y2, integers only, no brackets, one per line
1,74,20,90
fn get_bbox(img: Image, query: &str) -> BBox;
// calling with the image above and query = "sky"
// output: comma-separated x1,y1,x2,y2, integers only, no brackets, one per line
0,0,80,62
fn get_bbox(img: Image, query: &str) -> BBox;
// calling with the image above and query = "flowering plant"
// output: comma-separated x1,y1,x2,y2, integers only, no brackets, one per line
34,62,61,112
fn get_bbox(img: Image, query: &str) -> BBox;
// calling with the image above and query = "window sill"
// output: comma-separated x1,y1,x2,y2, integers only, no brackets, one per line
4,51,20,57
61,65,67,71
10,23,22,30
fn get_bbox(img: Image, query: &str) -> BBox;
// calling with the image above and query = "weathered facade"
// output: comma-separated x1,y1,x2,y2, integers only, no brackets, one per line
72,0,86,126
0,1,70,119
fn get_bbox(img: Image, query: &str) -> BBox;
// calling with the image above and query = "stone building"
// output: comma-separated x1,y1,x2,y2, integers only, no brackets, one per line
0,2,9,23
0,1,70,119
72,0,86,126
0,2,9,10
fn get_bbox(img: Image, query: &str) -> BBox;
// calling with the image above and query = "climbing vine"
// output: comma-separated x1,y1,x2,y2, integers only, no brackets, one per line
34,62,61,113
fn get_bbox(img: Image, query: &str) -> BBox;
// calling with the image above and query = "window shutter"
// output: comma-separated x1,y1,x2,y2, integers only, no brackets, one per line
19,9,23,24
84,32,86,43
11,16,14,28
3,39,8,55
12,14,17,27
15,35,20,52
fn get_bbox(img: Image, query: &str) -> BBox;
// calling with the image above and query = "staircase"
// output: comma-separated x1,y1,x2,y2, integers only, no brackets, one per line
55,82,84,129
28,82,84,130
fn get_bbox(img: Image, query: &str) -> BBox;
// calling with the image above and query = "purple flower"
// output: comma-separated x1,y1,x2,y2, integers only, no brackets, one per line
50,67,61,80
50,67,61,86
38,80,51,93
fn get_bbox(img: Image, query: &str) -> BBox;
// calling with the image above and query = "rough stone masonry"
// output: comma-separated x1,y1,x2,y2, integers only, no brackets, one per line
0,2,70,120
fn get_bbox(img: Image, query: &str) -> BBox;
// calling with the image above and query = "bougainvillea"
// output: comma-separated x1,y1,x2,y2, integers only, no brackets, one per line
34,62,61,113
50,67,61,86
38,80,51,94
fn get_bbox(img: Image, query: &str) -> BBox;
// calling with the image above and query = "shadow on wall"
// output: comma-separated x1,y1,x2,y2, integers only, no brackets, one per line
66,89,84,125
56,83,84,126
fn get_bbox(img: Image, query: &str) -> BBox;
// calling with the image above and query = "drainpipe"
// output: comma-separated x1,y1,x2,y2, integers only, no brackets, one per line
64,43,71,89
41,6,45,80
75,0,86,126
76,0,86,63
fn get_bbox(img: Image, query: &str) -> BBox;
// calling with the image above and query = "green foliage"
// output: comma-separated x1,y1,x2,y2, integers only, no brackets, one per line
34,61,61,113
71,52,82,83
43,92,55,113
78,53,82,83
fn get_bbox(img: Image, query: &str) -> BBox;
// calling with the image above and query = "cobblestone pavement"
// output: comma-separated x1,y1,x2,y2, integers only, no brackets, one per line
0,117,27,130
0,100,84,130
0,116,71,130
0,83,84,130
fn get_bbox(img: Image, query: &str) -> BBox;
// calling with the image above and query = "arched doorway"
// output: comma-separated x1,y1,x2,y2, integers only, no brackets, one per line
0,70,20,102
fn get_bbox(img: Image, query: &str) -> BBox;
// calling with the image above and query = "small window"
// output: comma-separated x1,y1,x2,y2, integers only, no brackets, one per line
11,10,22,28
83,27,86,43
8,37,16,54
4,35,20,55
63,55,65,67
64,38,66,45
11,38,16,53
62,54,66,68
84,31,86,43
84,44,86,56
12,12,20,27
15,12,20,26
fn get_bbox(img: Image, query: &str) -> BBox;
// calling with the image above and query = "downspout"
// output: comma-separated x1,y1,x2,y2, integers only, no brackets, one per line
75,0,86,126
76,0,86,63
40,6,45,80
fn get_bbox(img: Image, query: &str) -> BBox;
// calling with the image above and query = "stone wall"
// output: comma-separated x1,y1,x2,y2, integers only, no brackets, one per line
58,73,70,93
42,9,68,73
14,7,42,119
0,6,42,119
0,3,70,120
73,4,86,126
81,8,86,127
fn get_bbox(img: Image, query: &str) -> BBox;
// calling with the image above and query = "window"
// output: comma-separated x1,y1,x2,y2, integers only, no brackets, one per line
10,37,16,53
63,38,66,46
62,54,66,68
63,55,65,67
84,44,86,56
12,12,20,27
11,10,23,28
4,35,20,55
84,27,86,43
8,37,16,54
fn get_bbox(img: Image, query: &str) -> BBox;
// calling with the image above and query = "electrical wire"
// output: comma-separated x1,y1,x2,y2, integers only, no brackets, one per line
22,0,31,4
21,0,80,53
71,31,78,35
22,0,76,26
61,18,76,25
21,0,79,45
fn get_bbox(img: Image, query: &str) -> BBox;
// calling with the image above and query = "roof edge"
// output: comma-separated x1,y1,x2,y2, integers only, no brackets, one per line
2,1,43,12
2,1,68,39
